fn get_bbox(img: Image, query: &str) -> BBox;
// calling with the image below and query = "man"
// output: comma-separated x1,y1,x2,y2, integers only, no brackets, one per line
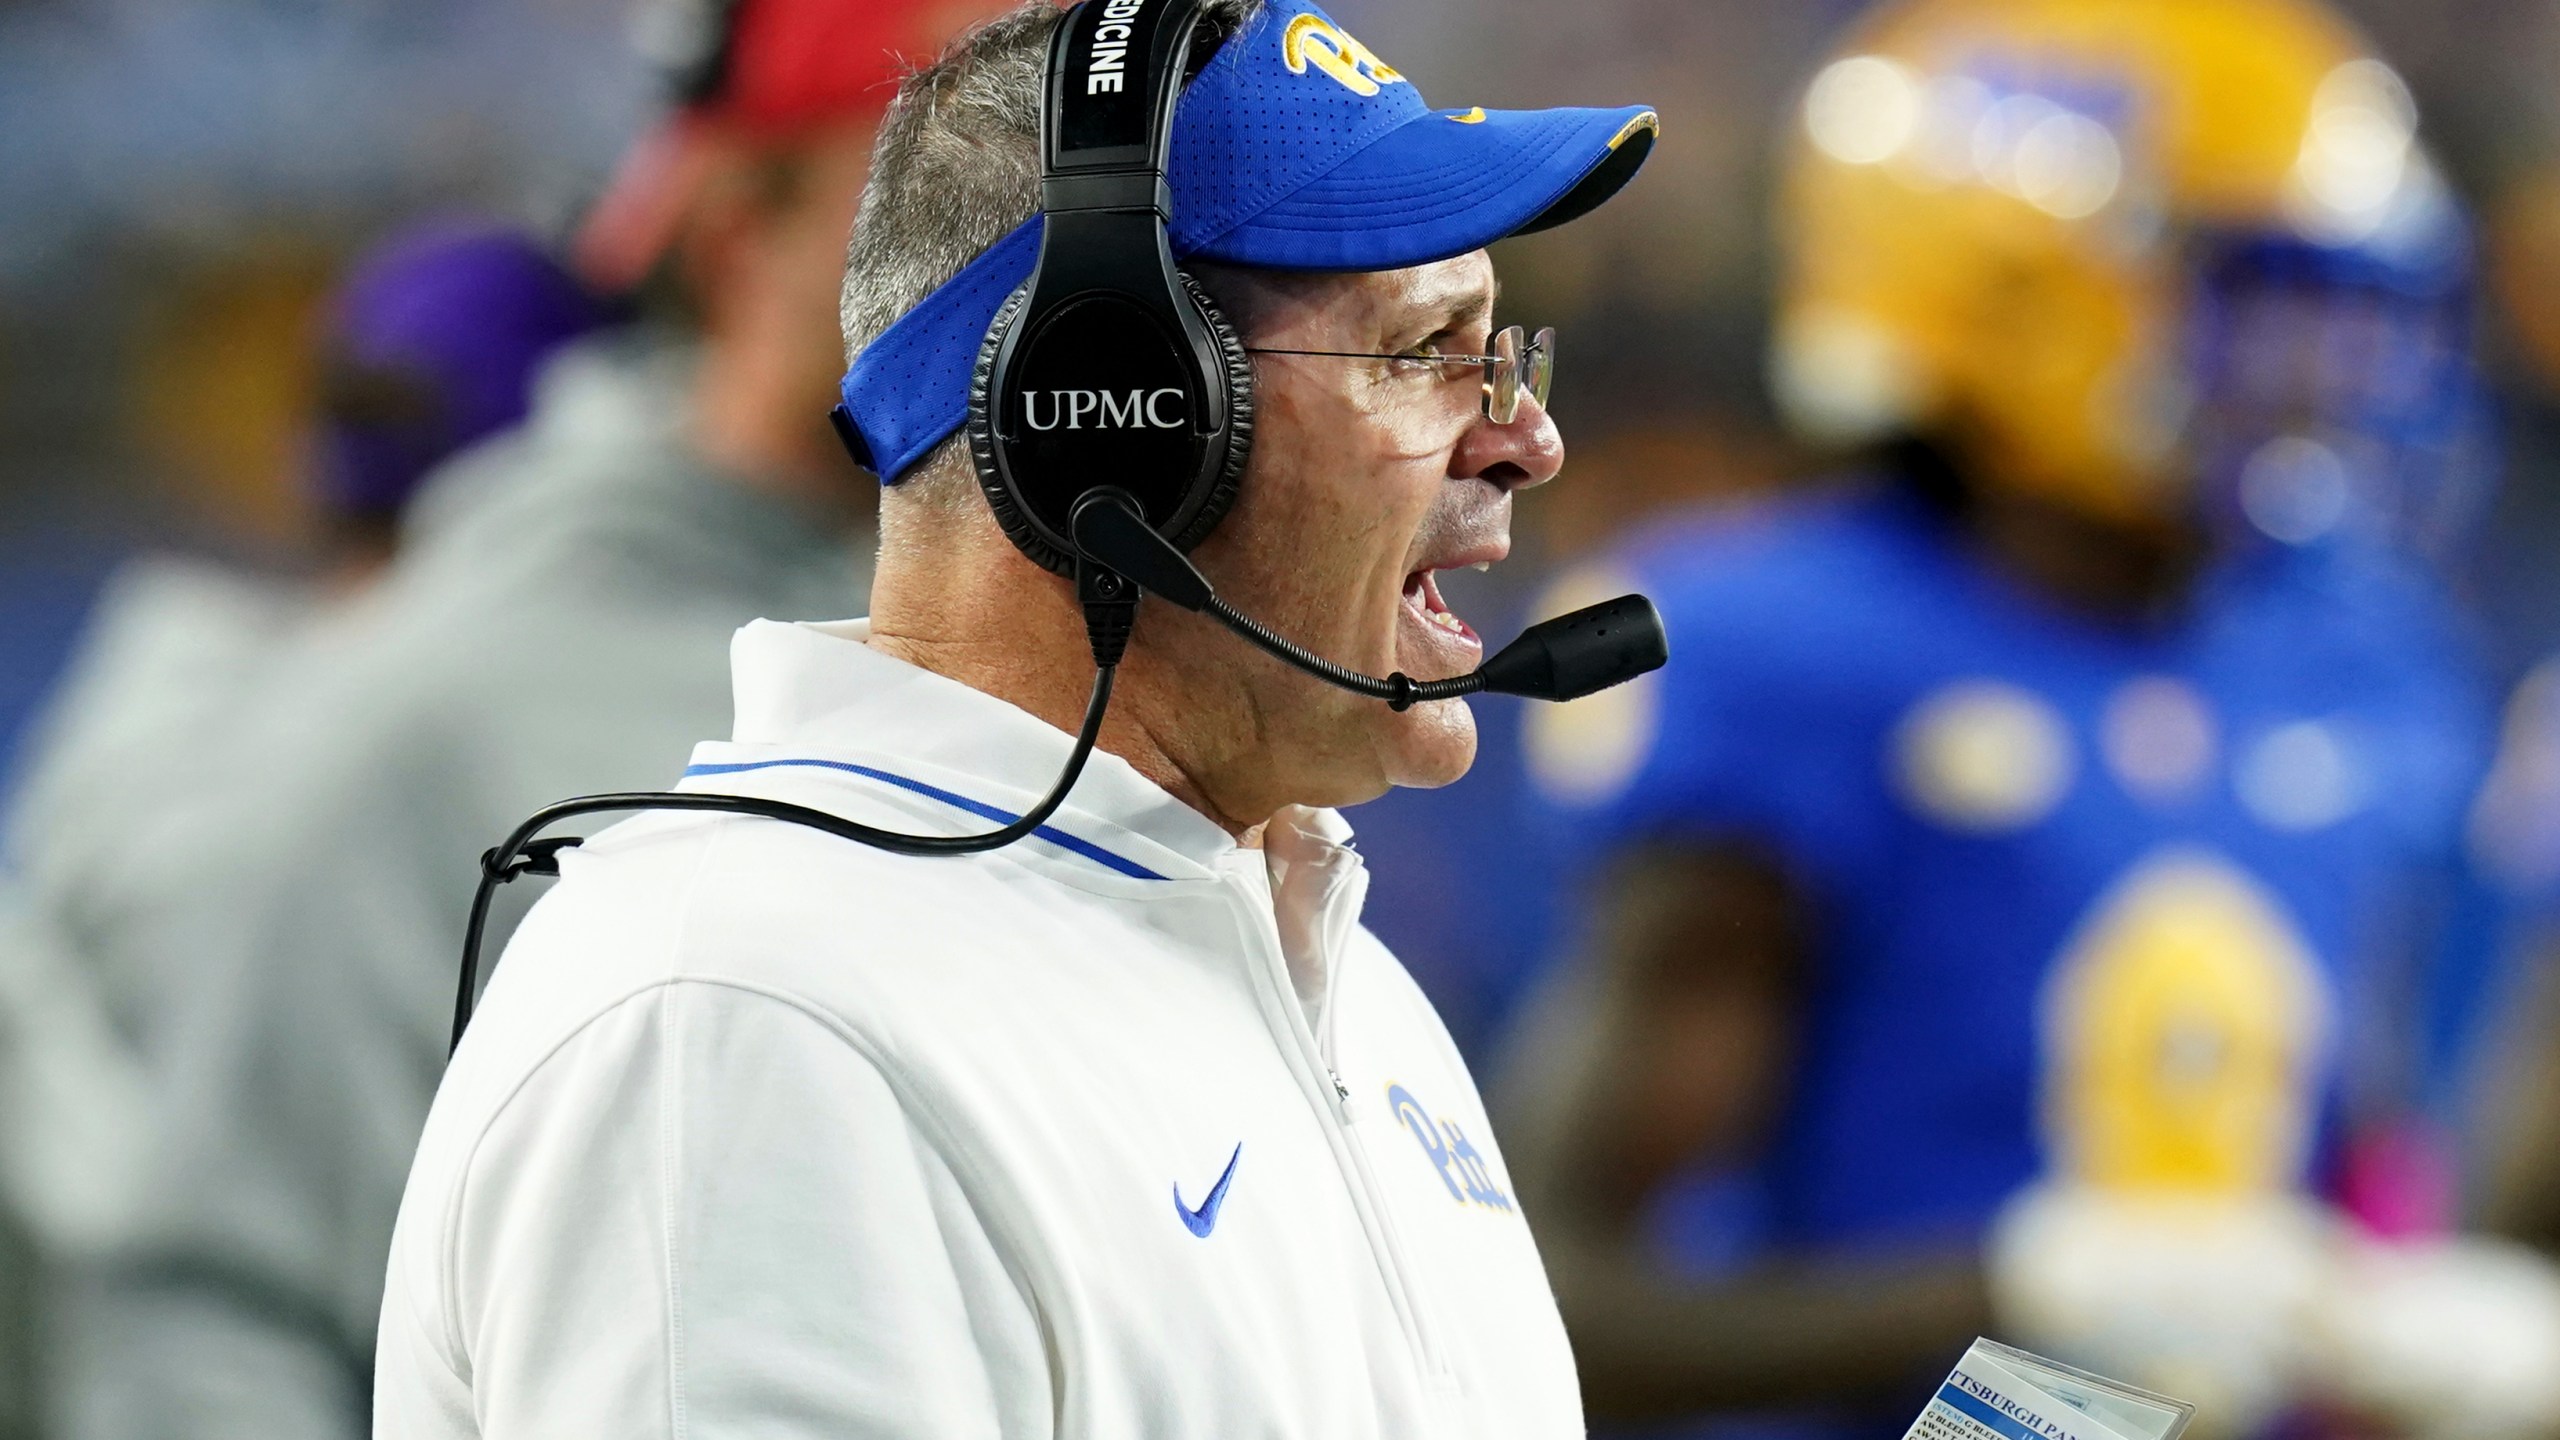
375,0,1656,1433
1499,0,2560,1436
2445,178,2560,1265
58,4,942,1435
0,220,607,1438
7,221,613,1079
2472,660,2560,1249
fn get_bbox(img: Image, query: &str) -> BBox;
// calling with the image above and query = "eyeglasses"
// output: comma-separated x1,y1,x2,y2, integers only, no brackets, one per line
1247,324,1557,424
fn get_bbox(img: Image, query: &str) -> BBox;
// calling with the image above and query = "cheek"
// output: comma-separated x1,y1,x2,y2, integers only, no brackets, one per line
1330,370,1475,467
1249,379,1452,568
1257,364,1469,469
1377,396,1473,466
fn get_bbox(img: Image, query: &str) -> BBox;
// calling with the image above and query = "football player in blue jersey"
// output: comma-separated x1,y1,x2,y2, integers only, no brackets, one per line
1498,1,2560,1436
2437,184,2560,1272
2471,660,2560,1248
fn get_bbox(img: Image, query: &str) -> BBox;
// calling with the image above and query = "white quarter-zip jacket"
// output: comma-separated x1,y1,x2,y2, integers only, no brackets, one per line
375,617,1583,1438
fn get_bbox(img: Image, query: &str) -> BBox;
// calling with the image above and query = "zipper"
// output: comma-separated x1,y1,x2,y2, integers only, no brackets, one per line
1313,951,1455,1392
1326,1067,1455,1387
1226,870,1451,1387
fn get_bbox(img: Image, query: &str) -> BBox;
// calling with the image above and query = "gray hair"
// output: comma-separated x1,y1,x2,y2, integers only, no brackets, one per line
840,0,1264,524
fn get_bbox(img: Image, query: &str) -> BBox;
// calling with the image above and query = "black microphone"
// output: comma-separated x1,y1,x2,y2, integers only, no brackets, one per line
1069,489,1667,710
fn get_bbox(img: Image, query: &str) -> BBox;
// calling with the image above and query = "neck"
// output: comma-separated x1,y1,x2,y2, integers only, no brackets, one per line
687,330,857,513
867,539,1270,843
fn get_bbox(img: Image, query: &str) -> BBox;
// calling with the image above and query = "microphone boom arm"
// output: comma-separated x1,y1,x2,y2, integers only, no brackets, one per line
1205,598,1482,711
1069,487,1665,710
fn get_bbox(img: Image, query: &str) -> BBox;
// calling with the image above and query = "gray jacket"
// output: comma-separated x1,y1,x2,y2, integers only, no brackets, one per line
0,559,310,1440
61,335,869,1440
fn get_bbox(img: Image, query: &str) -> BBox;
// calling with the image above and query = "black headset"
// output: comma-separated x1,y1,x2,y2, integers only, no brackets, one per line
971,0,1253,581
450,0,1667,1054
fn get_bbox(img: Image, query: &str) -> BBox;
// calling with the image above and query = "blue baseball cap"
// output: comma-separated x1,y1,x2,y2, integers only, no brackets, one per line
839,0,1658,483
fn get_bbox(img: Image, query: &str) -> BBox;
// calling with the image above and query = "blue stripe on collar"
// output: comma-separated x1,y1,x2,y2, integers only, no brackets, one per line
681,756,1171,882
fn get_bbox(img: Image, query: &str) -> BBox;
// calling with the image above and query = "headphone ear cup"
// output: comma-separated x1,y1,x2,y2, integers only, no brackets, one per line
1165,269,1256,555
968,285,1075,574
968,272,1255,577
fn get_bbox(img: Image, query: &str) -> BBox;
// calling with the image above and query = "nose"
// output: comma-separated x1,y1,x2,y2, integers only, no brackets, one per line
1448,388,1564,493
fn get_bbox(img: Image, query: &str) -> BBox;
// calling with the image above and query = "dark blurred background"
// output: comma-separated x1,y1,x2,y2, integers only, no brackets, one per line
8,0,2560,1434
0,0,656,760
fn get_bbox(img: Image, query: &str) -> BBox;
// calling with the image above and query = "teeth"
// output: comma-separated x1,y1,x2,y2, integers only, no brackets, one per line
1427,608,1467,634
1469,561,1491,572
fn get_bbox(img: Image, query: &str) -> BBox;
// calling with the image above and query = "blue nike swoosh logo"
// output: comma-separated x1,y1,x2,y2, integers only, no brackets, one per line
1174,1143,1243,1237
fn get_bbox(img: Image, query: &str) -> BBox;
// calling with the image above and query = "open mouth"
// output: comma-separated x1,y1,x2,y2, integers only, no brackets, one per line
1401,563,1485,645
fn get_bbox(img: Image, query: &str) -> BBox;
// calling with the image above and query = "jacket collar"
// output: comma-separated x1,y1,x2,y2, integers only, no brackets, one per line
693,618,1363,886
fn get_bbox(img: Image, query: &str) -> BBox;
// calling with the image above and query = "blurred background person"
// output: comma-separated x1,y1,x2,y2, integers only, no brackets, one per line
1490,2,2560,1438
2464,176,2560,1273
2469,650,2560,1256
45,1,1010,1434
0,218,609,1440
3,218,612,1091
1320,0,2560,1105
0,0,663,770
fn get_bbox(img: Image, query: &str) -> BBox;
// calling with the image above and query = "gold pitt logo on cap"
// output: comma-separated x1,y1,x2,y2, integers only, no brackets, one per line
1282,13,1405,97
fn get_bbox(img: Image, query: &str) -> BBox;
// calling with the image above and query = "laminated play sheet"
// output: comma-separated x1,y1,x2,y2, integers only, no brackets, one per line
1906,1339,2196,1440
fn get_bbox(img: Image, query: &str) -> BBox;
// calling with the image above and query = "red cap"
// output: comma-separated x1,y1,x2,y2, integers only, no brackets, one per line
707,0,971,136
575,0,1024,292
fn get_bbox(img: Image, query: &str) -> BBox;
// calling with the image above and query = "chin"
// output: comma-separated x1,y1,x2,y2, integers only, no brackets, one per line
1378,697,1480,792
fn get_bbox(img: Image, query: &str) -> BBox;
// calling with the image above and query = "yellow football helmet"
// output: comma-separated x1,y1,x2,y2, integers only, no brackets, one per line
1772,0,2440,524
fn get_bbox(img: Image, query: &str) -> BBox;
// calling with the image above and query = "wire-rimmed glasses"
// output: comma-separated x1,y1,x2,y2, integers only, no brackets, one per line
1248,324,1557,424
